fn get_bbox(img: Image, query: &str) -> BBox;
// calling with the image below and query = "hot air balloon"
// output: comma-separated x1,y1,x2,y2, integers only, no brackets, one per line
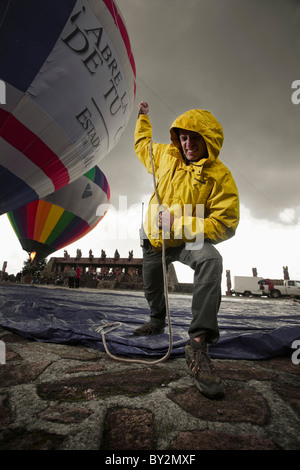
7,166,110,263
0,0,136,214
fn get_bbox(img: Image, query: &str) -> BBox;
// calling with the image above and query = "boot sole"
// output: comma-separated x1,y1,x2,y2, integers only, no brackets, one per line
133,328,165,336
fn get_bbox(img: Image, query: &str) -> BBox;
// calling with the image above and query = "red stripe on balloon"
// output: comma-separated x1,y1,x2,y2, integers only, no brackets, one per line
102,0,136,94
27,200,39,239
0,109,70,191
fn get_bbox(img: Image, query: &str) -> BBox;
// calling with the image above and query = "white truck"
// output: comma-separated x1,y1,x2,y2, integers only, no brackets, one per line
233,276,264,297
233,276,300,298
269,280,300,298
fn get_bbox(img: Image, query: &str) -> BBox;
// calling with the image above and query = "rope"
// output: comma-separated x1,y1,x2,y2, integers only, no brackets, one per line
0,0,12,28
137,77,178,117
96,141,173,364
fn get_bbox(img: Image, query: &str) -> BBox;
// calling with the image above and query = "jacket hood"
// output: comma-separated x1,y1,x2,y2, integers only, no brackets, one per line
170,109,224,162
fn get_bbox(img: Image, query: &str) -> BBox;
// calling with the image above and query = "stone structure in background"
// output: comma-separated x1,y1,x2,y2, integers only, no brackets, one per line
283,266,290,280
40,250,191,292
252,267,258,277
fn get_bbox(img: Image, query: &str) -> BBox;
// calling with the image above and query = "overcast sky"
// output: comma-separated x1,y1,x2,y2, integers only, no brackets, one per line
1,0,300,290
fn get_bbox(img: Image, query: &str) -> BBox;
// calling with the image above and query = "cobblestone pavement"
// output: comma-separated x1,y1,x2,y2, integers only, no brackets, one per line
0,323,299,452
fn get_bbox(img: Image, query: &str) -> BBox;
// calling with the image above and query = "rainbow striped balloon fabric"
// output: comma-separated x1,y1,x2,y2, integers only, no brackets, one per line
7,166,110,262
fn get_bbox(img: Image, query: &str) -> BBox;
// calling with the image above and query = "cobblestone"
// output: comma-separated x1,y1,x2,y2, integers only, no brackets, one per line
0,325,300,451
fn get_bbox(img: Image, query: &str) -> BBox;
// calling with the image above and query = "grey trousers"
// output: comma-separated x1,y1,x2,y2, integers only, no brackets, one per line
142,240,223,344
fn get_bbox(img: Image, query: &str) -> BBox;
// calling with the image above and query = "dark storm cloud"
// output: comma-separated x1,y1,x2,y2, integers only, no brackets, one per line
101,0,300,224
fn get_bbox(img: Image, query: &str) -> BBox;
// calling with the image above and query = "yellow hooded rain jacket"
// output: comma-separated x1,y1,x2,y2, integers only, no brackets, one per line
134,109,239,251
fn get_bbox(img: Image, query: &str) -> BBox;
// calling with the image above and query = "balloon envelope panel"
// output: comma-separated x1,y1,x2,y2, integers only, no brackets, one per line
0,0,135,214
7,166,110,262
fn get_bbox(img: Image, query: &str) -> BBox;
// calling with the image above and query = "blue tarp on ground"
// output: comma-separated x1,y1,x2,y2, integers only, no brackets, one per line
0,284,299,360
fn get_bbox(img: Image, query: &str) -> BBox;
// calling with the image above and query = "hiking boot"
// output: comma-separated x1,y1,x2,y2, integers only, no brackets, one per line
133,322,165,336
185,339,225,399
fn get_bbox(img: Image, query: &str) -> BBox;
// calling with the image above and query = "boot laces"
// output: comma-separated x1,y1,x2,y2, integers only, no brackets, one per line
190,345,217,377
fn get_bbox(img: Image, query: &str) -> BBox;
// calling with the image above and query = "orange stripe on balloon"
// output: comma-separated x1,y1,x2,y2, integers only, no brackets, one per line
33,200,52,242
39,204,64,244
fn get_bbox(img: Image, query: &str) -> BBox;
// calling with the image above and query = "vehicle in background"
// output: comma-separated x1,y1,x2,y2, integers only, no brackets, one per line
268,279,300,298
233,276,300,298
233,276,264,297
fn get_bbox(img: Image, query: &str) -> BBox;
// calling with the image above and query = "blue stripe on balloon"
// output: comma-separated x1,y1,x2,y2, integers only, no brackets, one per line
0,165,38,214
9,204,28,239
0,0,77,92
94,166,110,197
93,166,103,188
50,215,87,250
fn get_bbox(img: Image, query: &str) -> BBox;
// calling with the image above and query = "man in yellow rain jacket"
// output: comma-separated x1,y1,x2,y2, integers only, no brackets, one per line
134,102,239,399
